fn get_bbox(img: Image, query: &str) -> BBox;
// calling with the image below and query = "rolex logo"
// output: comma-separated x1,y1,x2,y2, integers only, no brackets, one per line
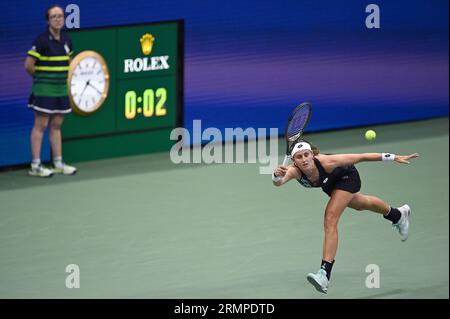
140,33,155,55
124,33,169,73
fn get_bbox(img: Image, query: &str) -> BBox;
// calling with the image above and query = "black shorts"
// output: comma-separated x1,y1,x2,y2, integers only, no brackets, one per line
322,167,361,197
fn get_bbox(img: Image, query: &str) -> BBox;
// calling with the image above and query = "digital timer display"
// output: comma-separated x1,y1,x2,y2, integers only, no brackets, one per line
124,88,167,119
116,74,177,131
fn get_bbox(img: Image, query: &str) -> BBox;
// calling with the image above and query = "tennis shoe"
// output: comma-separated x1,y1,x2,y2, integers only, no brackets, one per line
307,269,329,293
393,204,410,242
28,164,53,178
52,163,77,175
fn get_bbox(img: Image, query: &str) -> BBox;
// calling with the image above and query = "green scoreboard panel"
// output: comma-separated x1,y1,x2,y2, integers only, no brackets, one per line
63,21,183,162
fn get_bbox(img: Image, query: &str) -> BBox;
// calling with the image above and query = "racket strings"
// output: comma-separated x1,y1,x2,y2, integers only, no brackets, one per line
287,112,308,138
284,102,312,153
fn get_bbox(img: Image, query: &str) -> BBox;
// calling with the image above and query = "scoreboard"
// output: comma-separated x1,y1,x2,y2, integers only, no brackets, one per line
62,20,183,162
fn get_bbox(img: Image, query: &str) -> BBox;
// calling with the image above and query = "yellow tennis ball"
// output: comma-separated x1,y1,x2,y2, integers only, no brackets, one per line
365,130,376,141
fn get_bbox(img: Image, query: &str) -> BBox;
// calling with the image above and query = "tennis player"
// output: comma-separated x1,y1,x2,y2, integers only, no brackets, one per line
272,140,419,293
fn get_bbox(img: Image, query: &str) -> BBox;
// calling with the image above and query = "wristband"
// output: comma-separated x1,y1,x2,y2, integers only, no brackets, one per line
272,171,282,182
382,153,395,161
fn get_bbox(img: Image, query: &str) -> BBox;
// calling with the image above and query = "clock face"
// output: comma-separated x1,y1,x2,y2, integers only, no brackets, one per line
68,51,109,115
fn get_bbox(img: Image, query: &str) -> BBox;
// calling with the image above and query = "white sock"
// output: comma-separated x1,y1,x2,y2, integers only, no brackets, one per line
31,159,41,169
53,157,64,169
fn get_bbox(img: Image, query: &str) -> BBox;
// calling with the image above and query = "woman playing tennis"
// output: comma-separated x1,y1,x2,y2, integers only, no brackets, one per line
272,140,419,293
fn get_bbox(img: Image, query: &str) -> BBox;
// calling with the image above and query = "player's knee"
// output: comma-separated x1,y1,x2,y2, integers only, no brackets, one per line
324,213,339,230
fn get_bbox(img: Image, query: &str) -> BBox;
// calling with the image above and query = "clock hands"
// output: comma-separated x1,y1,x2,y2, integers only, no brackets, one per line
79,79,102,97
79,79,90,98
88,82,102,95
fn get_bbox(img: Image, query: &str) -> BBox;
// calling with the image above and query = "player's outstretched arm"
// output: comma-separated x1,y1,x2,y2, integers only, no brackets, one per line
272,165,295,186
324,152,419,168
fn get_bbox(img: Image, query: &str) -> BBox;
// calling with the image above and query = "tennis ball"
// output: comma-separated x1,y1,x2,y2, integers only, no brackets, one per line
365,130,376,141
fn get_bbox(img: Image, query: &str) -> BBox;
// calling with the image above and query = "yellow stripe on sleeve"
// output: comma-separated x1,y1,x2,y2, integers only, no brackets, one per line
35,66,69,72
27,50,41,59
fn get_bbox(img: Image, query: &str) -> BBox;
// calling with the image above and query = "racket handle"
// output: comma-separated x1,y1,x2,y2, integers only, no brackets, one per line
282,155,290,166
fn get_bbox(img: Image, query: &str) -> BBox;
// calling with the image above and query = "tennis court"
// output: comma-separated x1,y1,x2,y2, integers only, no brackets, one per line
0,117,448,298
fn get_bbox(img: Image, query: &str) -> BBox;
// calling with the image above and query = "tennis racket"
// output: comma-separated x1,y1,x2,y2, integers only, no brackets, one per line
282,102,312,166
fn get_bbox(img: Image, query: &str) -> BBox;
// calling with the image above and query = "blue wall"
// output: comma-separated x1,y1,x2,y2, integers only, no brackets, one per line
0,0,448,166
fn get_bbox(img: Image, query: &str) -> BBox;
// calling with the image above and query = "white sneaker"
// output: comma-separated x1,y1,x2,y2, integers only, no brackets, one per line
52,163,77,175
393,204,411,242
307,269,329,293
28,164,53,178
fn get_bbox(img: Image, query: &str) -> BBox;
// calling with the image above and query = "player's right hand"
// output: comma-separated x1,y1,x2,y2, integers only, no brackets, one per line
274,165,288,177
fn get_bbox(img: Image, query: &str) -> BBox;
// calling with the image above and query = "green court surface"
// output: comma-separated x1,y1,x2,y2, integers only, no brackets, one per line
0,118,448,299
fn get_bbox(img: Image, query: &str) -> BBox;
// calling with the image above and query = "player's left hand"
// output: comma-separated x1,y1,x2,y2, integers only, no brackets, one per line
395,153,419,164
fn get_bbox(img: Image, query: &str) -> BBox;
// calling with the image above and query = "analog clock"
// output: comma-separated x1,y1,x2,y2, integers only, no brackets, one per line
68,50,110,115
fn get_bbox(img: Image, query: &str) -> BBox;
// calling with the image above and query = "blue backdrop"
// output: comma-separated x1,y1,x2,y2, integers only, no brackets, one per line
0,0,448,166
